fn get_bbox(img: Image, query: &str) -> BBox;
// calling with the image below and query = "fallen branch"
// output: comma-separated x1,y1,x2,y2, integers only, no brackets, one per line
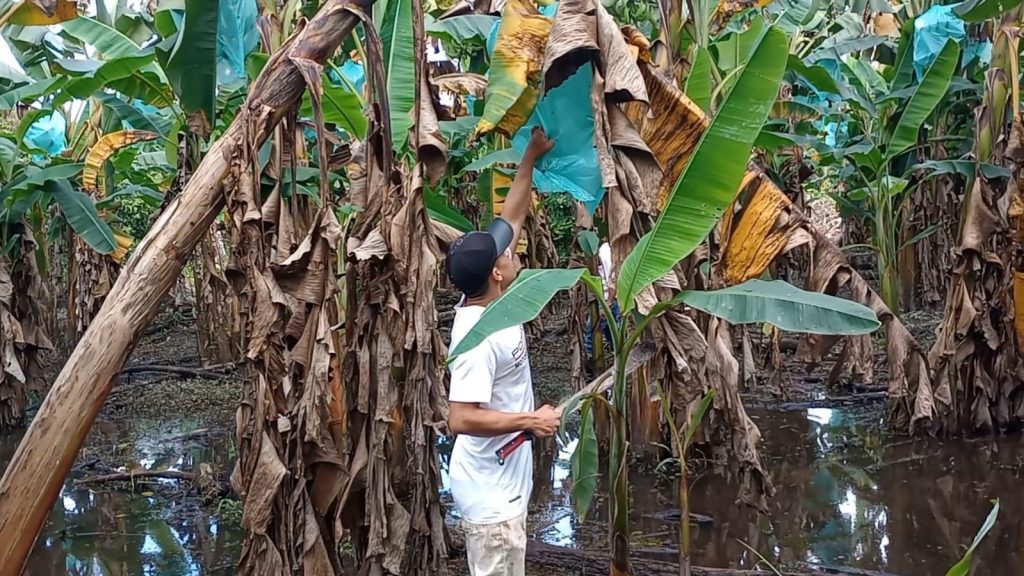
643,509,716,526
76,470,196,485
120,364,231,380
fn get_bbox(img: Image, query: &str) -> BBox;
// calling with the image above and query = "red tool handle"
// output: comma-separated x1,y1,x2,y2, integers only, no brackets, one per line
495,431,533,465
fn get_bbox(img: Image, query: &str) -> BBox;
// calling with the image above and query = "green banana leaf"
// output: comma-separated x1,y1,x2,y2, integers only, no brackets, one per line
888,40,960,159
98,93,173,136
381,0,415,148
955,0,1024,22
0,77,64,110
300,82,366,138
426,190,474,232
161,0,219,125
890,18,915,92
616,26,787,313
45,179,117,254
463,147,518,172
426,14,498,44
913,159,1011,180
945,499,999,576
447,268,585,359
0,137,15,180
57,54,157,102
805,36,887,64
63,17,148,59
570,397,598,520
685,46,713,113
676,279,880,335
14,163,85,191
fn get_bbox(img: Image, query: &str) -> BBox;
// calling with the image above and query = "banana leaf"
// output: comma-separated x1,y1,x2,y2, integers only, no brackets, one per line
675,279,880,335
888,39,960,159
381,0,415,147
448,268,585,359
473,0,551,138
616,26,788,312
570,398,599,519
161,0,219,125
44,179,117,254
426,14,498,44
685,46,713,113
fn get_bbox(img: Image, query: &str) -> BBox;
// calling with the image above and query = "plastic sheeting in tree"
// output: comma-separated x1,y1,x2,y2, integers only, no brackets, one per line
217,0,260,85
913,5,965,80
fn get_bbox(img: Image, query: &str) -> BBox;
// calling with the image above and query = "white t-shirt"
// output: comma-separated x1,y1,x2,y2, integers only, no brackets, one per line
447,302,535,524
598,242,613,300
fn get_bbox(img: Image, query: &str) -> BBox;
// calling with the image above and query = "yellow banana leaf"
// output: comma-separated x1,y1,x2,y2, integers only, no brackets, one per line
111,231,134,264
473,0,551,139
83,130,160,194
718,175,807,285
5,0,78,26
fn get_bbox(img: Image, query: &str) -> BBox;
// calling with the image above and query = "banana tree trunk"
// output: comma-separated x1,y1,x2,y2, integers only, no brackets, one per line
0,2,372,572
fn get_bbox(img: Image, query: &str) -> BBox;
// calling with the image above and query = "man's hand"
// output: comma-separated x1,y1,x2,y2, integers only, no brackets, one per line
525,126,555,161
529,404,562,438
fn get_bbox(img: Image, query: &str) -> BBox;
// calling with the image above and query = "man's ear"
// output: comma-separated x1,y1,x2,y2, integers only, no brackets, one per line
492,266,503,283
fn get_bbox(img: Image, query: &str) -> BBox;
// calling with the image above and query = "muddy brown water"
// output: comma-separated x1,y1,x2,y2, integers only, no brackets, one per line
3,403,1021,575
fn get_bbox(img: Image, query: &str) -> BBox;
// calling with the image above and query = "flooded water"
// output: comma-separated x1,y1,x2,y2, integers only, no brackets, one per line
0,419,242,576
4,405,1023,574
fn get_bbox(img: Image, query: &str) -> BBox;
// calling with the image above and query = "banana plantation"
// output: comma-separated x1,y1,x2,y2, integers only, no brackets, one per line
0,0,1019,573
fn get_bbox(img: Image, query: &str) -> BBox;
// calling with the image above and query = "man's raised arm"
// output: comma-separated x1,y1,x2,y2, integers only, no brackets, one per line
499,126,555,250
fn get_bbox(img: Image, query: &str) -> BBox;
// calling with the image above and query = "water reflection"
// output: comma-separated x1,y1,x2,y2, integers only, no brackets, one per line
1,422,241,576
5,404,1023,575
687,408,1020,573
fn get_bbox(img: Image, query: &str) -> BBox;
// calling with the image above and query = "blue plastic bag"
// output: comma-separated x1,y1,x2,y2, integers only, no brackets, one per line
511,65,605,213
24,111,66,156
217,0,260,85
913,5,965,80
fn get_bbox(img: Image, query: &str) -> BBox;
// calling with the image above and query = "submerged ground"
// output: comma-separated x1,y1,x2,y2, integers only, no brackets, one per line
1,294,1018,576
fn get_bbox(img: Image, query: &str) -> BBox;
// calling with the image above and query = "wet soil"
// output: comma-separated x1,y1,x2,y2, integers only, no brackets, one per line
3,296,1016,576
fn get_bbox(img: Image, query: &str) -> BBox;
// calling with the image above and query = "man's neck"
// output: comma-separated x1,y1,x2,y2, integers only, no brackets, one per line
465,285,502,307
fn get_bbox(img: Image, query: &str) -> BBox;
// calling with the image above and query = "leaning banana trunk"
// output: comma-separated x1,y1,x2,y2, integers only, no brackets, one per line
0,2,374,573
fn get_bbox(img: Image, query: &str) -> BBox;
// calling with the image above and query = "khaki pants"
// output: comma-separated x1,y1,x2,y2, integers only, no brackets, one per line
462,512,527,576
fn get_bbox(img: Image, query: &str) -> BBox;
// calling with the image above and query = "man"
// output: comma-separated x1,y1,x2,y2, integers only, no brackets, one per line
445,126,562,576
584,240,622,378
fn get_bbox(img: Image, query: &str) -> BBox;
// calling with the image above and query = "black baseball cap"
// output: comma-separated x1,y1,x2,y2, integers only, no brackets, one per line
446,217,515,296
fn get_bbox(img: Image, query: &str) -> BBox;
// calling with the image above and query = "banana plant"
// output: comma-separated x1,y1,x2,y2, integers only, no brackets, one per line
449,26,881,576
786,24,962,313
